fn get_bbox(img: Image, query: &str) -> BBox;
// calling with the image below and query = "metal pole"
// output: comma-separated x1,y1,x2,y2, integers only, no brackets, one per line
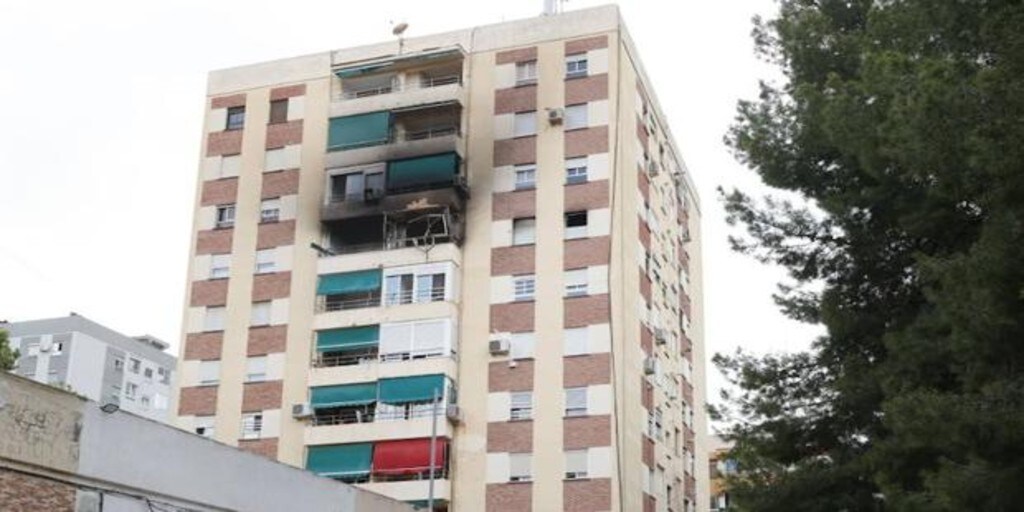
427,388,439,511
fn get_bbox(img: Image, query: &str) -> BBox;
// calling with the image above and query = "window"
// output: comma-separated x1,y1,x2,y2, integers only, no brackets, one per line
510,391,533,420
195,416,215,438
565,211,588,239
198,360,220,386
514,163,536,190
215,154,241,179
509,332,535,360
384,272,446,306
153,393,169,410
225,106,245,130
269,99,288,124
565,269,589,297
509,453,532,482
143,367,153,381
512,218,536,245
250,301,272,327
246,356,267,383
140,395,151,408
513,275,535,302
330,167,385,202
260,198,281,223
215,204,235,229
515,60,538,86
203,306,226,332
565,157,588,184
565,387,587,417
566,53,588,78
52,342,64,356
513,111,536,137
125,382,138,400
129,358,141,374
22,338,40,357
264,148,285,172
255,249,276,274
241,413,263,440
565,104,588,130
113,358,125,372
157,367,170,384
564,327,589,356
210,254,230,279
565,449,588,479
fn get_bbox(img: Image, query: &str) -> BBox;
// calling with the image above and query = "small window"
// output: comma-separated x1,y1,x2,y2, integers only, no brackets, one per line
510,391,533,420
199,360,220,386
140,395,151,408
125,382,138,400
514,163,536,190
269,99,288,124
509,333,535,360
241,413,263,440
566,53,588,78
129,358,141,374
264,148,285,172
565,157,588,184
565,449,589,479
226,106,245,130
565,104,588,130
565,269,588,297
255,249,276,274
565,211,588,240
250,301,272,327
195,416,215,438
513,111,536,137
51,342,64,356
260,198,281,223
143,367,154,380
113,358,125,372
215,205,235,229
157,367,170,384
210,254,230,279
564,327,589,356
203,306,226,332
565,387,587,417
513,275,536,302
512,218,536,245
515,60,538,86
246,356,267,383
509,453,532,482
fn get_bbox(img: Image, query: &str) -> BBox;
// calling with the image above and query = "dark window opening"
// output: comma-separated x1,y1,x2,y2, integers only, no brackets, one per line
226,107,245,130
269,99,288,124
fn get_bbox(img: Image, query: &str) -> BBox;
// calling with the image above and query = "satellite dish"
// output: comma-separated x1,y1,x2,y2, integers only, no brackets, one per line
392,22,408,36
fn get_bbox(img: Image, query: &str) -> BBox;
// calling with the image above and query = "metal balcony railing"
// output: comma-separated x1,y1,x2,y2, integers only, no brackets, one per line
384,286,446,306
314,348,452,368
338,75,462,100
319,292,382,312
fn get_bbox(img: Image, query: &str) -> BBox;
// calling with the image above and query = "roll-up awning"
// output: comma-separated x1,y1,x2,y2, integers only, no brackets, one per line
387,152,459,192
328,111,391,150
377,374,445,405
371,438,448,476
317,269,381,295
310,383,378,409
306,443,373,478
316,325,380,351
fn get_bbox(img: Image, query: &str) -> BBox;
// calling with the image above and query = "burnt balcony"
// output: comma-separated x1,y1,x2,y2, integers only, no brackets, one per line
321,207,465,256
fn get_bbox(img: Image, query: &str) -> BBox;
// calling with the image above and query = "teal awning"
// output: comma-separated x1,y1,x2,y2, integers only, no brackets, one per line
306,443,373,477
316,325,380,351
377,374,445,405
333,62,393,79
387,153,459,192
310,383,378,409
317,270,381,295
328,112,391,150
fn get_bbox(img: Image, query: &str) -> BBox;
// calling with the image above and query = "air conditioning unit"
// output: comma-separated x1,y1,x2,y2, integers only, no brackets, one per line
654,328,668,346
446,404,463,423
489,334,510,355
291,403,314,419
643,357,657,375
547,108,564,124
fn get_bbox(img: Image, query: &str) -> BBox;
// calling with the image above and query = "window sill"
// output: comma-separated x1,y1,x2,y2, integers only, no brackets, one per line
213,225,234,231
243,379,269,385
562,353,592,359
511,133,538,140
506,479,533,485
563,126,589,132
206,276,229,282
563,476,592,482
514,80,538,88
262,167,290,174
507,417,534,423
223,127,244,132
511,242,536,248
564,180,590,187
564,235,590,242
511,298,536,304
201,329,226,334
195,382,219,388
564,294,591,300
564,74,589,81
513,185,536,192
259,219,281,225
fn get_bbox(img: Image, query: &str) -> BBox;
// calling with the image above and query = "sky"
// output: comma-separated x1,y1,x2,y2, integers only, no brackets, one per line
0,0,823,424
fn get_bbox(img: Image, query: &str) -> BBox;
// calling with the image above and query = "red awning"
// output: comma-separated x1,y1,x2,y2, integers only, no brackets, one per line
372,438,448,475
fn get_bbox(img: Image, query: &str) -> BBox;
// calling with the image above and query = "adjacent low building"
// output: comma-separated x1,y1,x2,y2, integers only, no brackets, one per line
0,371,413,512
3,314,176,423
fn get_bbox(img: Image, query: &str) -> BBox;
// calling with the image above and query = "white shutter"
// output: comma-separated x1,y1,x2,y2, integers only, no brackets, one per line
411,319,447,356
565,104,588,130
564,328,589,356
380,323,413,359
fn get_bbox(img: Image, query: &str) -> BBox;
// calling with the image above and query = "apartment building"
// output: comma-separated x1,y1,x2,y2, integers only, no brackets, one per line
175,5,707,511
3,314,176,423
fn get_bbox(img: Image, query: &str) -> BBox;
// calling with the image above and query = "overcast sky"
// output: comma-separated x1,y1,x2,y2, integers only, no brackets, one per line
0,0,822,421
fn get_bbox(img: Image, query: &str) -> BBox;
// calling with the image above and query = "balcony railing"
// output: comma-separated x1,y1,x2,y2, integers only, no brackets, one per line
338,75,462,101
314,348,453,368
404,125,458,141
384,287,446,306
320,292,382,312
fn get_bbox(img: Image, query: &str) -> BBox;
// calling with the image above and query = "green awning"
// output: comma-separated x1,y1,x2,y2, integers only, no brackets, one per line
387,153,459,192
333,62,393,79
316,325,380,351
306,443,373,478
328,112,391,150
377,374,445,405
310,383,378,408
317,270,381,295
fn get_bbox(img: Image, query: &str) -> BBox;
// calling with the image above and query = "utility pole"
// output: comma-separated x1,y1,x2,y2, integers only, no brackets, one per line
427,388,440,511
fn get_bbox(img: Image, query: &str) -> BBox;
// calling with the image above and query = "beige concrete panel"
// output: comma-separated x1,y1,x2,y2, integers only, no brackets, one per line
491,219,513,247
488,392,511,422
589,446,613,479
196,206,217,231
589,99,610,127
589,323,612,354
269,298,290,326
287,96,305,121
495,63,517,90
589,48,610,75
588,265,610,295
208,52,331,95
489,275,513,304
305,416,453,445
178,360,200,387
266,353,286,381
202,156,222,181
193,254,213,281
185,307,205,334
588,207,612,237
275,245,294,273
590,384,613,416
486,453,510,484
312,302,459,331
279,195,298,221
494,113,515,140
206,108,227,133
261,409,282,438
588,152,610,181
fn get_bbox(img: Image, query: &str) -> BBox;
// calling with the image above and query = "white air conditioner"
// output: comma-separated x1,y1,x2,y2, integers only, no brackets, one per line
446,404,463,423
654,328,668,346
643,357,657,375
489,334,510,355
291,403,313,419
547,108,564,124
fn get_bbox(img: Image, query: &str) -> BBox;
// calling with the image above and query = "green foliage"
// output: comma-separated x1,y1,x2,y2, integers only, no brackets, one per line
0,329,17,371
718,0,1024,510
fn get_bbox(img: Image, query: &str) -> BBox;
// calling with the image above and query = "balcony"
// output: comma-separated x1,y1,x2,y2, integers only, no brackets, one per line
326,103,464,169
331,47,465,119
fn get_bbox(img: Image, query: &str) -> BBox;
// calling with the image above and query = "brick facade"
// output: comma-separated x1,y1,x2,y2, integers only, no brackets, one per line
564,179,609,212
262,169,300,198
242,380,283,412
252,272,291,301
564,478,612,512
491,302,535,332
487,420,534,452
564,294,611,328
564,236,610,269
563,353,611,387
642,437,655,466
206,130,243,157
239,438,279,459
178,386,218,416
0,468,76,511
184,332,223,360
269,84,306,100
563,415,611,449
248,326,288,355
566,126,609,157
211,94,246,109
565,35,609,54
496,47,538,65
486,483,532,511
492,245,535,275
492,189,536,220
256,220,295,249
565,74,609,105
195,229,233,254
266,120,303,148
494,136,537,167
488,360,534,392
200,177,239,207
190,279,228,307
495,86,538,114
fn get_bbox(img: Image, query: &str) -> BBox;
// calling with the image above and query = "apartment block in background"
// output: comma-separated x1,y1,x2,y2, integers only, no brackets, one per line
3,313,176,423
175,5,707,511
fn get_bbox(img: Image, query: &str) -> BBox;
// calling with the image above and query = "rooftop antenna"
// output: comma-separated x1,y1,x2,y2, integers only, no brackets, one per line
391,21,409,54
